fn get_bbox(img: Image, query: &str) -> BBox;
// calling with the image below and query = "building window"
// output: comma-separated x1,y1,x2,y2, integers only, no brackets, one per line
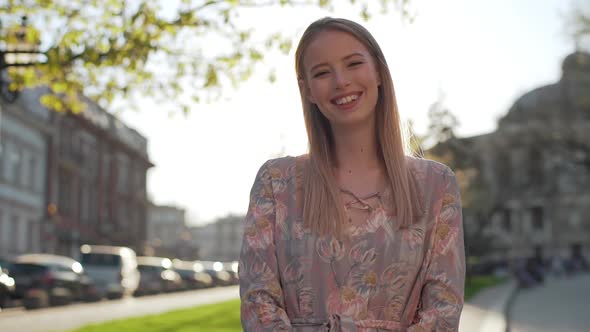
502,209,511,232
529,149,543,185
116,153,130,195
29,156,37,192
21,151,30,190
531,207,544,230
80,184,89,223
0,210,4,250
12,215,19,252
60,122,72,157
496,152,511,186
29,220,36,252
569,211,581,230
9,143,22,187
89,188,98,225
59,170,73,216
101,151,110,180
0,140,4,181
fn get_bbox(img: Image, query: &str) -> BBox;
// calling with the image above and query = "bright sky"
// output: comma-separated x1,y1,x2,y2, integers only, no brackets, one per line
119,0,583,225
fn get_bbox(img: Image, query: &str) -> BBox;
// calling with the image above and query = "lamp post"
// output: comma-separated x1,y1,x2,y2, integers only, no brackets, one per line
0,16,45,103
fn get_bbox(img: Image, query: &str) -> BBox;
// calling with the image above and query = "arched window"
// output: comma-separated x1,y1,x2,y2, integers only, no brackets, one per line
529,148,543,185
496,151,511,187
531,207,544,231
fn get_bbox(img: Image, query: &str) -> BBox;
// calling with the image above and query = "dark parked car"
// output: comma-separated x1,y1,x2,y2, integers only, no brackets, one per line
222,261,239,285
135,257,183,296
198,261,233,286
0,263,15,309
11,254,100,309
0,257,13,274
172,260,214,290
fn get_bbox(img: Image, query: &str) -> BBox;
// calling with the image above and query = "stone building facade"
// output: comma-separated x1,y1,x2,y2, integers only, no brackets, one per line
190,214,244,262
45,98,153,257
146,204,197,260
0,87,153,259
455,51,590,262
0,87,51,257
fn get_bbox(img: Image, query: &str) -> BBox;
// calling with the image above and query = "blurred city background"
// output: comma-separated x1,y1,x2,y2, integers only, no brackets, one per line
0,0,589,331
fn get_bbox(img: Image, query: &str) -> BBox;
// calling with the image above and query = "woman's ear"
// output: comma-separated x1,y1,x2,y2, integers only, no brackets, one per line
299,78,316,104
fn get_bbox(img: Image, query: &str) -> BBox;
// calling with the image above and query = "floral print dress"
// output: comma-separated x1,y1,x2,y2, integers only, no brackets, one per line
239,156,465,332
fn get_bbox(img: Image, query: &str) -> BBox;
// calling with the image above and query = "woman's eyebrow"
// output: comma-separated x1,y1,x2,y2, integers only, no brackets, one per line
341,52,365,60
309,52,366,72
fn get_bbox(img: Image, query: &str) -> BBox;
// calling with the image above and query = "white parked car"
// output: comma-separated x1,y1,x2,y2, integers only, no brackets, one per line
79,245,140,299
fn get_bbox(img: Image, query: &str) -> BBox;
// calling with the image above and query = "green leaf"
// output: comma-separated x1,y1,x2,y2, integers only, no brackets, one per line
268,70,277,83
51,82,68,93
204,65,219,87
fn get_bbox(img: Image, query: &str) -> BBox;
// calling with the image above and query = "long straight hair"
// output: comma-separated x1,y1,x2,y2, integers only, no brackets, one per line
295,17,422,238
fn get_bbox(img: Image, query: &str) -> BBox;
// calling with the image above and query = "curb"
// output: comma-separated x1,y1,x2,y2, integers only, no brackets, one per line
503,284,520,332
462,278,519,332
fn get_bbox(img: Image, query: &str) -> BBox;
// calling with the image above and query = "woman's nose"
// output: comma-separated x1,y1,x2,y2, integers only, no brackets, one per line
333,70,351,89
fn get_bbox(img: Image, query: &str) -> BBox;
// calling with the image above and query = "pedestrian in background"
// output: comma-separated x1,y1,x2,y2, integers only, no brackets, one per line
239,17,465,331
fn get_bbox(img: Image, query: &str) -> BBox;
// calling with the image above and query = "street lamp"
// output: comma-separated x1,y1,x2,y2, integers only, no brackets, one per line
0,16,46,103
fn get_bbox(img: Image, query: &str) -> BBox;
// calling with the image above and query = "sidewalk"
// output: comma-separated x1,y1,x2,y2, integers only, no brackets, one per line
509,273,590,332
459,279,517,332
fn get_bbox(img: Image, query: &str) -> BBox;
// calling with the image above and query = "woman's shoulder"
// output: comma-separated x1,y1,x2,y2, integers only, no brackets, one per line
405,155,456,182
260,154,309,181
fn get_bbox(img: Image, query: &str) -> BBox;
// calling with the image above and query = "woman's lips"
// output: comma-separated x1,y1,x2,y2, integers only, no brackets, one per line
331,92,363,110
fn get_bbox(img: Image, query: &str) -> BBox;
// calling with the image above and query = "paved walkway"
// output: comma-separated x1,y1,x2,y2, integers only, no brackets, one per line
0,286,239,332
509,272,590,332
459,279,517,332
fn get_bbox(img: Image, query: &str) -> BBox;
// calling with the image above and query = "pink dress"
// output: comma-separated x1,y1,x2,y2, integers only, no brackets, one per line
239,156,465,331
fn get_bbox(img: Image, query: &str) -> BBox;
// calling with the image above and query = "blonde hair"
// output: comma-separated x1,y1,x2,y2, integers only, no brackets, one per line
295,17,422,237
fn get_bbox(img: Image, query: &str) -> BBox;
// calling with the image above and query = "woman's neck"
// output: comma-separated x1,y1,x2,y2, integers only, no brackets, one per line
331,123,383,181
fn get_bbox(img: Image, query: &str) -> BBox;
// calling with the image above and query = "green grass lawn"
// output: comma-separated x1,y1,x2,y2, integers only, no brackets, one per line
464,275,507,301
69,277,504,331
69,299,242,332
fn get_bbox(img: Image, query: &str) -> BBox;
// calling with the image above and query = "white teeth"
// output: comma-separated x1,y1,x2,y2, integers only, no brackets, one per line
336,94,359,105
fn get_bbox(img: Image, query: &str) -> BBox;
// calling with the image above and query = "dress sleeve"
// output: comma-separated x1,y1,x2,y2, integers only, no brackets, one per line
408,169,466,332
239,161,292,331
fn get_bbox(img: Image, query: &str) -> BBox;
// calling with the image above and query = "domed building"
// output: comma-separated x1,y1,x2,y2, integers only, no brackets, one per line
450,51,590,264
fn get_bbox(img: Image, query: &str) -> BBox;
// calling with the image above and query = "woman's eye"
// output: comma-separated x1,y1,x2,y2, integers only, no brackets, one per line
313,71,329,78
349,61,363,67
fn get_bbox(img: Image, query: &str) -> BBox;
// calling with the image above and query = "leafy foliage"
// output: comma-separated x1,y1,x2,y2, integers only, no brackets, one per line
0,0,412,113
423,96,495,268
425,94,458,147
570,2,590,48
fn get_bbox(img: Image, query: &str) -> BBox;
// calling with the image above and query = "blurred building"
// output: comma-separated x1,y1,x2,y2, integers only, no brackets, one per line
190,214,244,262
146,204,197,260
45,97,153,257
446,50,590,263
0,88,52,257
0,86,153,259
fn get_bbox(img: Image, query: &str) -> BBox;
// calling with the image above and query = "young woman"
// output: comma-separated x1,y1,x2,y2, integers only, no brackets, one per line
239,17,465,331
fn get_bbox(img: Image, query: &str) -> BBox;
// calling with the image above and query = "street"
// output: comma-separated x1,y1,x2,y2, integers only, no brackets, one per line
509,273,590,332
0,285,239,332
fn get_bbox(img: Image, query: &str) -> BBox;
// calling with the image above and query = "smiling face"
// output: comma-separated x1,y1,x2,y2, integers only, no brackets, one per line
300,29,381,130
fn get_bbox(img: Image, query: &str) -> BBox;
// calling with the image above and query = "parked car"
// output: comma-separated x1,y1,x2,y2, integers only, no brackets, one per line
10,254,98,309
199,261,233,286
135,257,183,296
0,263,15,309
79,245,140,299
0,257,13,274
222,261,239,285
172,259,214,290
